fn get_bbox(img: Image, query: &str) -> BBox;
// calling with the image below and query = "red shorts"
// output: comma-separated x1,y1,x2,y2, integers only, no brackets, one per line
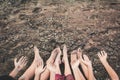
55,74,74,80
65,74,74,80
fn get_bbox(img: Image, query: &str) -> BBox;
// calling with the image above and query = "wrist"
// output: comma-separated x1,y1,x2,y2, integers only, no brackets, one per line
72,66,79,69
35,71,42,75
14,68,20,72
101,60,108,64
35,72,41,76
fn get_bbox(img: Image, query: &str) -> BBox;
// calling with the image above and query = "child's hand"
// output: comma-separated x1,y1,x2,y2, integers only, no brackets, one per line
71,60,80,69
35,59,46,74
14,56,27,71
97,50,107,62
81,55,92,67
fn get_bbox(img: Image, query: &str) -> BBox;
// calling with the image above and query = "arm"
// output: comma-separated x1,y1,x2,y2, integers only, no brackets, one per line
87,64,94,80
34,58,46,80
102,61,119,80
9,56,27,78
77,48,89,79
71,60,85,80
77,48,96,80
98,51,119,80
81,55,94,80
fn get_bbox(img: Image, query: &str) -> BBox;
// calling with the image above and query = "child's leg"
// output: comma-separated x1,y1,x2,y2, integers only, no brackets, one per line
77,48,88,78
71,50,85,80
62,45,74,80
50,47,62,80
19,46,42,80
40,48,59,80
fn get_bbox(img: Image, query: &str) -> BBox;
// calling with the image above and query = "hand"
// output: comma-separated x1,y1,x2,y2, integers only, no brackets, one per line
97,50,107,62
71,60,80,69
14,56,27,71
81,55,92,67
35,58,46,74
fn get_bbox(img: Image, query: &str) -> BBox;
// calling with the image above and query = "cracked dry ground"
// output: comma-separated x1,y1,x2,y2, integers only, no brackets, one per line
0,2,120,80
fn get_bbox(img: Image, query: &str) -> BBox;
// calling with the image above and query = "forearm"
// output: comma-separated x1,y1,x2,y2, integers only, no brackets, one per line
102,61,119,80
40,69,50,80
81,63,89,79
88,65,94,80
9,68,19,78
34,74,40,80
50,71,55,80
72,67,85,80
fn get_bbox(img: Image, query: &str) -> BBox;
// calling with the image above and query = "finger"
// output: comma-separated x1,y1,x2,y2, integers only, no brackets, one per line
41,59,44,68
42,66,47,72
83,55,89,61
14,58,17,65
21,56,27,63
103,50,107,56
97,52,101,58
19,56,24,63
101,51,104,56
81,58,87,65
23,61,28,67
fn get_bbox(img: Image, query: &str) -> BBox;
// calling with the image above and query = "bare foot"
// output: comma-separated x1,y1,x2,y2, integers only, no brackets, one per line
62,44,69,63
47,63,56,73
71,50,80,69
34,46,42,61
55,47,62,66
46,48,59,64
77,48,83,63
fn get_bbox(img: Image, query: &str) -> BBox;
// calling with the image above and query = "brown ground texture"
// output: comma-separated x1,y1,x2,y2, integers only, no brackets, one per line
0,0,120,80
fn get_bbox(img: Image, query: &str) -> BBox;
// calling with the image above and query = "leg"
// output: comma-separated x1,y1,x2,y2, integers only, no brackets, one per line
62,45,72,76
40,48,59,80
71,50,85,80
62,44,74,80
19,46,41,80
77,48,88,79
47,47,62,80
77,48,96,80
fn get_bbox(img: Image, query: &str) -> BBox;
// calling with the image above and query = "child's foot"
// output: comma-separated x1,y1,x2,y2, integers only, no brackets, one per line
47,48,59,64
55,47,62,66
62,44,68,63
34,46,42,62
77,48,83,63
71,50,80,69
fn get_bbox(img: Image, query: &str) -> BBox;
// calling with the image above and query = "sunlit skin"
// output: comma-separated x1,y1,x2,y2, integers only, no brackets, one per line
98,51,119,80
19,46,43,80
9,56,28,78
